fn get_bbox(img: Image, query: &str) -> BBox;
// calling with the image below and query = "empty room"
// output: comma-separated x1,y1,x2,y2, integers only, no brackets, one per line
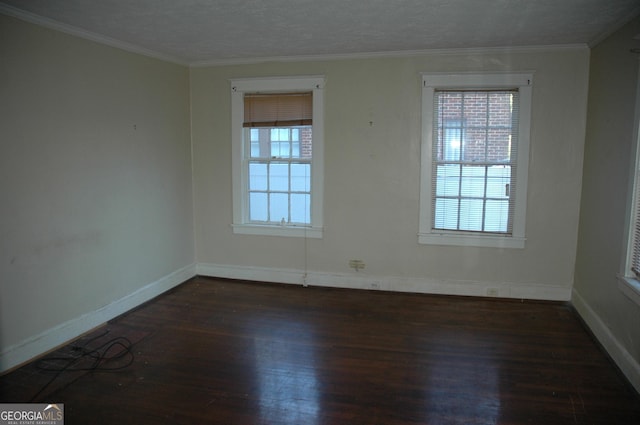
1,1,640,423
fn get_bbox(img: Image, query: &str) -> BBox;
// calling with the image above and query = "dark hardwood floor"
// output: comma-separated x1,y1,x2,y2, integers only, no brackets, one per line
2,276,639,424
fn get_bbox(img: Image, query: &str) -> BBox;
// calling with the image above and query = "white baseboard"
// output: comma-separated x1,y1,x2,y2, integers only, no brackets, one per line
0,263,197,373
572,288,640,394
196,262,571,300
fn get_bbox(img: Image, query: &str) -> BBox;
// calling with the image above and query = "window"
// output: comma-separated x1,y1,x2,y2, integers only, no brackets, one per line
621,164,640,305
619,76,640,307
419,73,533,248
231,76,325,238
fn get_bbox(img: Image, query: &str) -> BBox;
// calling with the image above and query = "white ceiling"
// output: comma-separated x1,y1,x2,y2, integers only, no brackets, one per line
2,0,640,65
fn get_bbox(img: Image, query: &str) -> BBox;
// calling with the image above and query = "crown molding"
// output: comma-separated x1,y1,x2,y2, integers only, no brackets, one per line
0,3,188,66
189,44,590,68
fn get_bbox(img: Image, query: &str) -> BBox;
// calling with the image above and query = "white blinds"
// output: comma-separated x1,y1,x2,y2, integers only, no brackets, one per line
631,174,640,276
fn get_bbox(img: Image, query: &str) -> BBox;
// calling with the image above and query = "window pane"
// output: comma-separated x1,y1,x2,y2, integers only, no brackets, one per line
250,128,260,157
269,163,289,191
249,128,265,158
436,164,460,197
488,92,513,127
485,200,509,232
282,141,291,157
464,128,487,162
434,198,459,230
291,163,310,192
291,193,310,224
270,128,282,141
439,92,462,121
443,127,462,161
486,166,510,199
464,92,487,127
270,193,289,222
300,127,312,159
269,129,284,157
249,162,267,190
488,129,512,163
251,141,260,158
270,129,294,158
292,137,301,158
270,141,281,157
249,193,268,221
459,199,483,231
460,165,486,198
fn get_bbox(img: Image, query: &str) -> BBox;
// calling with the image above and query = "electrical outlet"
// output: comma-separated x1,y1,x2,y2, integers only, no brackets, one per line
486,288,499,297
349,259,365,271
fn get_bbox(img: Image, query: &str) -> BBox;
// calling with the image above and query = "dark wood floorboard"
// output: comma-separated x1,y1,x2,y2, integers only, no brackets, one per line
2,276,639,424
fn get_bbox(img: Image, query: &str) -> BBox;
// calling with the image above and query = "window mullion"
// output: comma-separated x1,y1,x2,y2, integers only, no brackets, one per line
287,128,295,223
287,160,292,224
457,93,465,231
456,164,463,231
482,165,489,232
482,93,491,232
266,162,271,222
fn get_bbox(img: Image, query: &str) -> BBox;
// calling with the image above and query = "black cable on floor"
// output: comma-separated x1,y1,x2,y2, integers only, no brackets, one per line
30,329,135,402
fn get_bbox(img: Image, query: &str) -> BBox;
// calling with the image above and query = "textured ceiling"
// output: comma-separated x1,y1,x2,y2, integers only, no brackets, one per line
2,0,640,65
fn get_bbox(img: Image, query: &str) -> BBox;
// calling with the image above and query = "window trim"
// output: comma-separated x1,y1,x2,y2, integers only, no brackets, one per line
618,64,640,307
617,275,640,307
230,76,325,238
619,150,640,306
418,72,533,248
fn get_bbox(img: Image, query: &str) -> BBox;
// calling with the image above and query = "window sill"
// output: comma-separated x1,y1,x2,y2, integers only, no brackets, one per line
232,223,322,238
418,232,525,249
617,274,640,307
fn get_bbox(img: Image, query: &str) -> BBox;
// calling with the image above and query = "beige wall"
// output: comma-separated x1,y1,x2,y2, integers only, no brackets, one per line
0,15,194,369
573,15,640,391
4,9,617,380
191,47,590,299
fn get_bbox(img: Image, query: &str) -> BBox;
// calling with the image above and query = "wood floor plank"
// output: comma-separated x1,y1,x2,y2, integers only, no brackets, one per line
1,276,639,424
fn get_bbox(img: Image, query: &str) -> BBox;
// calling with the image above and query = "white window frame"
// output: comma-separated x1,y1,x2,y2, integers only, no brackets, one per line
618,66,640,307
419,72,533,249
230,76,325,238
